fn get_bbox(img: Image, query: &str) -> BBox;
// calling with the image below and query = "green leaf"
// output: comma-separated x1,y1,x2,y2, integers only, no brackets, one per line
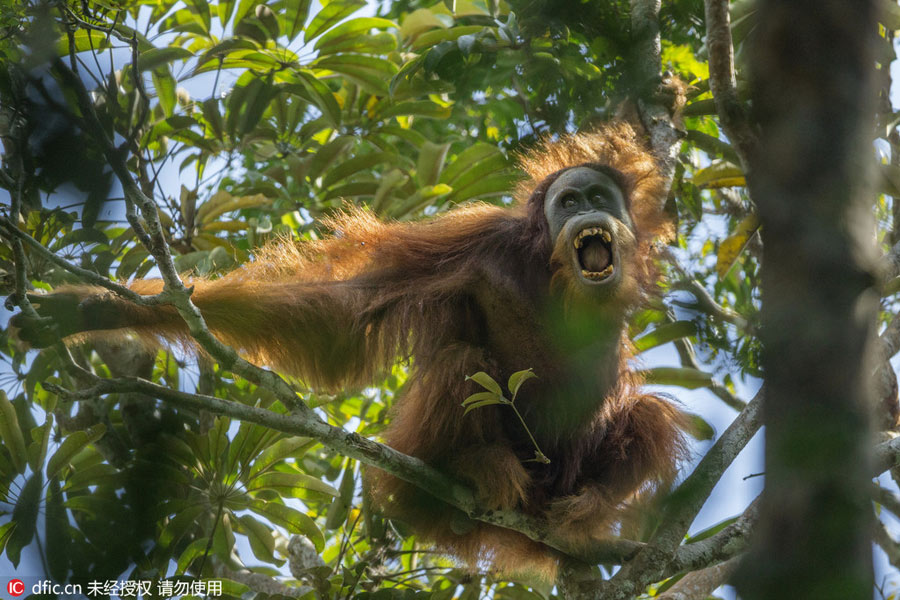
308,135,355,179
691,160,745,188
399,8,449,39
641,367,713,390
247,436,314,479
465,371,502,396
280,0,313,40
8,472,41,567
682,411,716,441
193,38,259,73
159,503,206,548
324,463,356,530
324,181,380,201
250,500,324,550
202,98,225,140
152,67,177,117
447,172,517,202
234,74,278,136
137,47,193,72
411,24,484,51
116,244,150,280
389,54,425,97
378,125,428,148
323,152,394,188
45,478,68,581
184,0,212,32
284,70,342,126
633,320,698,353
379,100,452,120
64,494,121,517
176,537,210,574
370,168,408,213
27,417,52,472
463,398,506,415
390,183,453,218
305,0,366,42
417,142,451,186
440,143,505,184
218,0,237,27
317,32,396,56
313,55,398,95
314,17,396,52
0,391,26,473
507,369,536,399
684,515,739,543
247,472,339,497
461,391,501,406
46,424,106,479
55,29,112,56
0,522,17,557
233,0,259,23
238,514,279,563
716,213,760,278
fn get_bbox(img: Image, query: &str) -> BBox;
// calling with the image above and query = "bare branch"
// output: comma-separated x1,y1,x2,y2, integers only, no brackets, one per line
671,279,753,332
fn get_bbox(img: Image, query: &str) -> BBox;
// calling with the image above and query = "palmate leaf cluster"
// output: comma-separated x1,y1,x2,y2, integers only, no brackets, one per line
1,0,880,597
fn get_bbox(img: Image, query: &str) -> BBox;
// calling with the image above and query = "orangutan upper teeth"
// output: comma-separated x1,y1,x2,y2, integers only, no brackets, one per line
573,227,612,249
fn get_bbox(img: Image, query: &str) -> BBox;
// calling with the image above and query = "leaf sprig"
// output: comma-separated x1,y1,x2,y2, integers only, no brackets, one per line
462,369,549,464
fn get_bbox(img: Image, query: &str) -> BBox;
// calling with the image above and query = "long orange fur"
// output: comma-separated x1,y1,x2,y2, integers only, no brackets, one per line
24,123,685,579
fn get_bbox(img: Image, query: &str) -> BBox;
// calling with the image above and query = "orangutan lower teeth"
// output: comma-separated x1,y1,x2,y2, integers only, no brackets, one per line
581,265,615,281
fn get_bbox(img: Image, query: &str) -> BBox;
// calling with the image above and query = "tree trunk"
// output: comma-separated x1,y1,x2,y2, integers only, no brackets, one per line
734,1,879,598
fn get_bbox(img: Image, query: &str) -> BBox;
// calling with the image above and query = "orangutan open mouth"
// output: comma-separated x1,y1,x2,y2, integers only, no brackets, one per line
574,227,614,281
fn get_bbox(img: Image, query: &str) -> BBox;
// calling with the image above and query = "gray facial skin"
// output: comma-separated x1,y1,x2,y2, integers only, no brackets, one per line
543,167,631,241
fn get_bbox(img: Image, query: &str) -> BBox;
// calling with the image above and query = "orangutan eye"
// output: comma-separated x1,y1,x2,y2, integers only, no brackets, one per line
562,195,577,209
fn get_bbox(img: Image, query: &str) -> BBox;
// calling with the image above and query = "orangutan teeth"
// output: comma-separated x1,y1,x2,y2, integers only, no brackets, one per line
581,264,615,281
573,227,611,249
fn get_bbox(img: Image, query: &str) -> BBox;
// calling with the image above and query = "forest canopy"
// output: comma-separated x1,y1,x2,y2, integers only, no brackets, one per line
0,0,897,599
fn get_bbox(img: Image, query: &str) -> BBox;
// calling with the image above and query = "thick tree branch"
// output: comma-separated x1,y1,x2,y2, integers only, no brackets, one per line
668,496,759,575
628,0,683,184
883,239,900,283
872,483,900,517
573,391,762,600
41,372,642,565
873,435,900,474
703,0,757,168
874,518,900,571
657,556,740,600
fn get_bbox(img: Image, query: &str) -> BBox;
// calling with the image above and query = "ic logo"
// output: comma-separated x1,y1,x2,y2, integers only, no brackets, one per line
6,579,24,597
